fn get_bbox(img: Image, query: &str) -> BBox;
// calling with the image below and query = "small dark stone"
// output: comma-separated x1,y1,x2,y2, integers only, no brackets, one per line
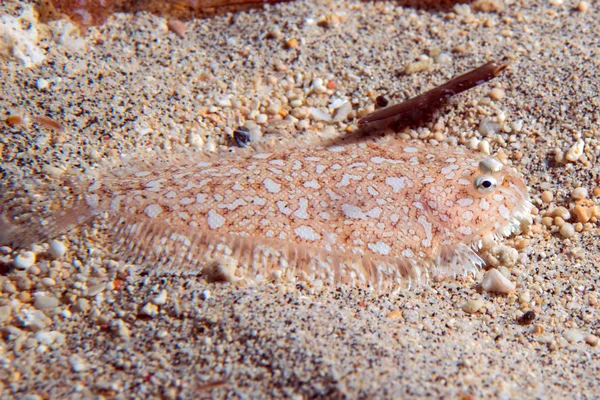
233,126,250,147
375,95,389,108
517,310,536,325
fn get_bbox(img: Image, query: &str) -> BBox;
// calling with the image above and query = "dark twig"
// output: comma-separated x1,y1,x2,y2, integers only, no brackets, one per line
358,60,509,127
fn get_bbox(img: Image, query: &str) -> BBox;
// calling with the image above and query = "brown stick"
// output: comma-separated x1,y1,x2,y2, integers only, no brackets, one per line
358,60,508,126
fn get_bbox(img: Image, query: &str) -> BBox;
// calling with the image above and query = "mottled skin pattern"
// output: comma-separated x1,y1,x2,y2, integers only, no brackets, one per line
81,136,530,288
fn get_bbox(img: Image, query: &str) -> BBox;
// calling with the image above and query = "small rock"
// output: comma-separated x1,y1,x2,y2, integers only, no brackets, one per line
73,298,91,314
41,278,56,287
34,295,60,310
217,97,232,107
203,257,238,283
17,276,32,291
404,56,433,74
188,132,204,149
310,78,327,94
536,334,554,344
34,330,65,346
518,290,531,304
532,324,545,335
571,187,588,200
375,95,389,107
48,240,67,259
541,190,553,203
565,139,584,162
576,1,589,12
481,268,516,293
403,310,419,323
20,309,52,331
113,319,131,338
36,78,50,90
488,87,506,101
517,310,536,325
2,281,16,294
573,205,593,223
151,289,168,306
255,113,268,124
563,329,585,344
0,305,12,323
167,19,186,38
559,223,575,238
14,251,36,270
68,355,89,372
486,245,518,268
309,107,332,122
386,310,403,320
462,299,485,314
333,101,352,122
478,139,491,155
585,334,599,347
203,140,217,152
140,302,158,317
84,283,106,298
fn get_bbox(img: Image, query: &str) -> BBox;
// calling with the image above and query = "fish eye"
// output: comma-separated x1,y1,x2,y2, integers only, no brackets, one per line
474,175,497,193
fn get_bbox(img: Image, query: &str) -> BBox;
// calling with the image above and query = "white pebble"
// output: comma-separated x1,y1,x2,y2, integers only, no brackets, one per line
248,128,263,142
266,101,281,115
333,101,352,122
560,223,575,238
565,139,584,162
563,329,585,344
486,245,519,268
217,97,232,107
34,331,65,346
203,140,217,152
151,289,168,306
187,132,204,149
201,290,211,300
309,107,332,122
34,295,60,310
84,283,106,297
14,251,36,269
48,240,67,259
310,78,327,94
68,355,89,372
571,187,588,200
467,137,480,150
478,118,500,136
435,52,452,64
36,78,50,90
255,113,268,124
41,278,56,287
20,309,52,331
478,139,491,155
511,119,524,132
140,302,158,317
481,268,516,294
296,119,310,130
462,299,485,314
0,305,12,323
329,97,347,109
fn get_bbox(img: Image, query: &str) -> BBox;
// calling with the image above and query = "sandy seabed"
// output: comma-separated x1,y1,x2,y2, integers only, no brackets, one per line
1,0,599,398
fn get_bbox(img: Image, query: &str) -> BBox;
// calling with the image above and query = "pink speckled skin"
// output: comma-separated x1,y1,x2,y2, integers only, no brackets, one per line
77,136,530,290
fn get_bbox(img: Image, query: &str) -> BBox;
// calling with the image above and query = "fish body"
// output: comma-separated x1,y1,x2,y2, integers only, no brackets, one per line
47,135,528,291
